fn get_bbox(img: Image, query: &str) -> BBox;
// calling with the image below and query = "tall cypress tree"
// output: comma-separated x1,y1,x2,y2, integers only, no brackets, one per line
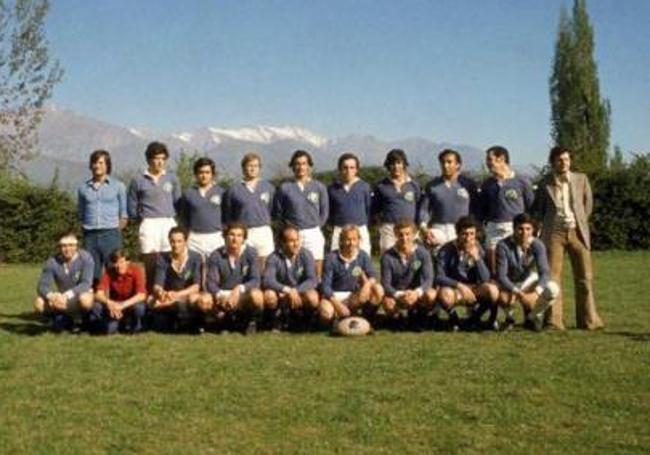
549,0,610,174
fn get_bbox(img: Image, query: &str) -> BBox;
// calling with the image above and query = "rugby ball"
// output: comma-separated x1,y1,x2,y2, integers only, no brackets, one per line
335,316,372,337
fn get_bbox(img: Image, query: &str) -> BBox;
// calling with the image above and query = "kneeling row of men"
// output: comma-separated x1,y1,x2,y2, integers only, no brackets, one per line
34,214,558,334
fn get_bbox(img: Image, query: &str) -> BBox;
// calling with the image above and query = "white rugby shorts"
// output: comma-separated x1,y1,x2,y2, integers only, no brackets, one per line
299,227,325,261
138,218,177,254
330,225,371,256
188,231,224,257
485,221,514,249
246,225,275,257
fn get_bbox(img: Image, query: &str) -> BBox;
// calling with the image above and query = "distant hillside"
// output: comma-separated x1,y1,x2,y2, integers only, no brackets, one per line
25,106,486,187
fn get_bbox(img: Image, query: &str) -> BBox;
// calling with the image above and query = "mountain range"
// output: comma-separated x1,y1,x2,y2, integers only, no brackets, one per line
26,106,486,188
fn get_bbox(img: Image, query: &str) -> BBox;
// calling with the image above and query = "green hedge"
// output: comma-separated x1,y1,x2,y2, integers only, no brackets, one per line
590,154,650,250
0,174,80,263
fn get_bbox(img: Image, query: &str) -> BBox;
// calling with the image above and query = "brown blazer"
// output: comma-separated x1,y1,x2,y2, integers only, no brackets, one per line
532,172,593,250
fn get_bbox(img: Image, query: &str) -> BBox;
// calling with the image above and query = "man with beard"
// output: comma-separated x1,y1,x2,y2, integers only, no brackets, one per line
319,225,384,327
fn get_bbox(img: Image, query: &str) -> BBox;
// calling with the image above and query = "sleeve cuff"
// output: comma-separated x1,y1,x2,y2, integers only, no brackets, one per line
534,285,544,295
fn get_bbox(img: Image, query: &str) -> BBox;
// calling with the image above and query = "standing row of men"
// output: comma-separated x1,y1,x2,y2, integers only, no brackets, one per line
34,142,604,333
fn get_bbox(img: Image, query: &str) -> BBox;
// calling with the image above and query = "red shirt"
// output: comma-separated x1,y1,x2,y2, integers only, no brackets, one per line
98,264,146,301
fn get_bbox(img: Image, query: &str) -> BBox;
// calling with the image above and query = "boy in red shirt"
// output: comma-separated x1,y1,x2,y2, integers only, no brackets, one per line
93,249,147,334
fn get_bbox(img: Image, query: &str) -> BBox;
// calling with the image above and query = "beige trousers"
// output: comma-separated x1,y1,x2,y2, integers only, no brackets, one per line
546,229,604,330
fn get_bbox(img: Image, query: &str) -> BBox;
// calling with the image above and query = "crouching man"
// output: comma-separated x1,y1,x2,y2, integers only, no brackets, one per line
435,216,498,330
200,222,264,334
380,219,436,329
34,232,95,332
319,225,384,327
150,227,202,332
263,225,319,330
93,249,147,334
496,213,559,331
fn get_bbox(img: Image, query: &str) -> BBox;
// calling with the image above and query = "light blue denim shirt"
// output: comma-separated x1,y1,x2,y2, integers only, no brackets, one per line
77,176,127,230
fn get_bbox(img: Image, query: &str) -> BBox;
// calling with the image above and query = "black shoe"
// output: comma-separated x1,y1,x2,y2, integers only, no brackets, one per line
448,313,461,332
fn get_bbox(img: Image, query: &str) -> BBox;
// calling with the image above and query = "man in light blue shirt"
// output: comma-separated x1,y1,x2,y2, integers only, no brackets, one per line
77,150,127,284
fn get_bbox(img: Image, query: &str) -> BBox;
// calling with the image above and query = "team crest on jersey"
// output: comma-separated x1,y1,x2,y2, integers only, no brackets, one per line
404,191,414,202
505,188,519,201
210,195,222,206
74,271,80,281
163,181,173,193
242,265,249,275
307,192,319,204
260,192,270,204
411,260,421,271
351,265,363,277
457,188,469,199
183,270,192,280
296,266,304,277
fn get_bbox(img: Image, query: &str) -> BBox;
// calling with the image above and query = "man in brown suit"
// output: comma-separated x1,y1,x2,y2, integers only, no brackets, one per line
533,146,604,330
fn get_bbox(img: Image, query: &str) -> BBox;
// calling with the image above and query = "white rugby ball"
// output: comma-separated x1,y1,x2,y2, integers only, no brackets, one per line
335,316,372,337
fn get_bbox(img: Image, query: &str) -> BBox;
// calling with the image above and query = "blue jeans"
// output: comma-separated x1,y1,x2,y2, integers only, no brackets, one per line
83,228,123,281
88,301,147,334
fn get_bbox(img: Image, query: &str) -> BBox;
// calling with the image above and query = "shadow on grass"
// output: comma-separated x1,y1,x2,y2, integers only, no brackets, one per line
0,312,51,336
0,311,43,321
602,331,650,343
0,321,50,336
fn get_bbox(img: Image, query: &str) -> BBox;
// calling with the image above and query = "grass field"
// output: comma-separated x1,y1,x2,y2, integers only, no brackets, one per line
1,251,649,454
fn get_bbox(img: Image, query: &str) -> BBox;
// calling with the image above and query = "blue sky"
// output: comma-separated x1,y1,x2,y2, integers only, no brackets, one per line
46,0,650,165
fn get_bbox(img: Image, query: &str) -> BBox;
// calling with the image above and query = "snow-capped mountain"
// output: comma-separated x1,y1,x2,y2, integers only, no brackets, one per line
26,106,484,188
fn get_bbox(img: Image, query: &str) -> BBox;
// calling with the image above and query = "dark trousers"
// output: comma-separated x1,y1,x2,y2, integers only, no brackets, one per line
88,302,147,334
83,228,123,282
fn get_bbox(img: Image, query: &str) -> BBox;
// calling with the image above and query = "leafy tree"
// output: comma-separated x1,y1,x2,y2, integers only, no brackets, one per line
609,144,625,171
174,150,200,191
0,0,63,172
549,0,610,175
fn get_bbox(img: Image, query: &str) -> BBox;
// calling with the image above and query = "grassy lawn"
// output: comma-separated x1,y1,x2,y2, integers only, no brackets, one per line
0,251,649,454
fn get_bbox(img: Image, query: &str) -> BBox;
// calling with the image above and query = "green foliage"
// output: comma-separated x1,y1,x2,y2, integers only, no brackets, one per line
174,149,200,191
591,154,650,250
609,144,625,171
0,0,63,171
174,150,235,190
549,0,610,175
0,171,78,262
1,252,649,453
